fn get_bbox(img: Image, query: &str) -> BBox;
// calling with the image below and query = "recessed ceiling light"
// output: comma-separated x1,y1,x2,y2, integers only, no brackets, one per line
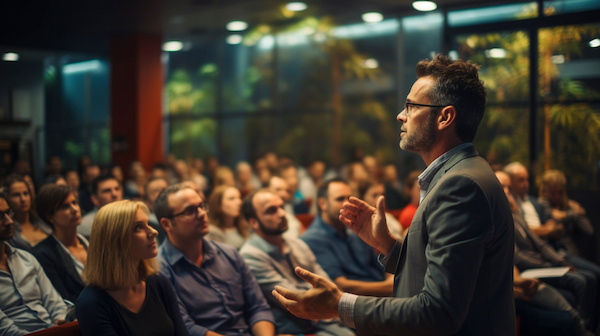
2,52,19,61
227,35,243,45
226,21,248,32
286,2,307,12
362,12,383,23
589,38,600,48
412,1,437,11
162,41,184,52
363,58,379,69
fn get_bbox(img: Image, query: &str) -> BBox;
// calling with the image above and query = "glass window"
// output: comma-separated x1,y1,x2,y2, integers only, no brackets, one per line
448,2,538,27
537,23,600,189
544,0,600,16
453,31,531,167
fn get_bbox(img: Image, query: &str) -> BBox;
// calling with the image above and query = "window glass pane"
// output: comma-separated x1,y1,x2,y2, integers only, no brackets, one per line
453,31,531,167
448,2,537,27
544,0,600,16
168,116,217,160
538,23,600,189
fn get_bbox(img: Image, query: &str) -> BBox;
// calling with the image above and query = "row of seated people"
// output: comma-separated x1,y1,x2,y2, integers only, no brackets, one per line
0,164,597,335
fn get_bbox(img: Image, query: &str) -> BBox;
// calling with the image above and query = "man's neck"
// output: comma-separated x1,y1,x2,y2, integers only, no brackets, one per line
172,237,204,267
260,233,284,249
421,138,464,166
321,215,345,234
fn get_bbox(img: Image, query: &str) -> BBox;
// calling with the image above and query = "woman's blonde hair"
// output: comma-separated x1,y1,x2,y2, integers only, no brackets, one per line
83,200,157,290
538,169,569,210
208,185,249,238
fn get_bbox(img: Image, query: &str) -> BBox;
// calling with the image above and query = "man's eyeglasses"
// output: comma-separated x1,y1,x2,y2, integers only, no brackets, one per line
403,102,447,117
0,209,14,220
168,203,209,218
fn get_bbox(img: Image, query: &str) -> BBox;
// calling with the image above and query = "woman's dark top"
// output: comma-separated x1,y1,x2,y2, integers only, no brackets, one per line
33,235,87,303
75,274,188,336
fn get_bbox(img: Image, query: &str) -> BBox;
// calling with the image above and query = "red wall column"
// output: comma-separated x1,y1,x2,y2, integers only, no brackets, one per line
110,34,164,173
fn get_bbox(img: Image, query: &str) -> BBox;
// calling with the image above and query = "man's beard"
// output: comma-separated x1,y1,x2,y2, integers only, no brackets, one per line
257,217,288,236
399,112,437,153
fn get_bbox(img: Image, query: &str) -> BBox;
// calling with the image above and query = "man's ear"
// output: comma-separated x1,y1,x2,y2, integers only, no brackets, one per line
160,217,172,232
248,217,259,231
317,197,327,213
437,105,457,131
91,194,100,208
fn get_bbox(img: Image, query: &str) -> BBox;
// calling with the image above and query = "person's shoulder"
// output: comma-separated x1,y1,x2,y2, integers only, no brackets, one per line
32,235,56,252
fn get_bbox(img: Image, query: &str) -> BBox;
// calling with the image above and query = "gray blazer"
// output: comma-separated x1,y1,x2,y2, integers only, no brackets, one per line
354,144,515,335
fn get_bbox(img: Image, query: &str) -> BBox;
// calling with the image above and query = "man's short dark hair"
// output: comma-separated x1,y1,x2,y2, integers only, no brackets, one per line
316,178,348,215
91,174,119,196
416,54,486,142
154,184,188,220
241,191,259,222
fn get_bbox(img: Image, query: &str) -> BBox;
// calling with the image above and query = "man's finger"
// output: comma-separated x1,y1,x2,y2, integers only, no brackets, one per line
273,285,302,301
294,267,322,287
272,288,301,311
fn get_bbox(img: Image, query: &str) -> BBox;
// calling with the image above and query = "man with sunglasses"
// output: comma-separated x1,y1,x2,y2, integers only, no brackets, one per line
0,192,69,335
154,184,275,336
273,55,515,335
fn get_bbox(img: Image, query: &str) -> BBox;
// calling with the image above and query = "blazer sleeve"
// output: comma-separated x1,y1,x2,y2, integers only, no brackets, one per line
33,240,70,300
353,174,500,335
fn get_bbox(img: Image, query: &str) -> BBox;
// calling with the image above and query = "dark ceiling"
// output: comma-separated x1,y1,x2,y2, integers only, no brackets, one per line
0,0,487,55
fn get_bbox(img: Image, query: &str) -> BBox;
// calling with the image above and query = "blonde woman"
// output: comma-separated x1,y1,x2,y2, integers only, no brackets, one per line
76,200,187,336
206,185,249,249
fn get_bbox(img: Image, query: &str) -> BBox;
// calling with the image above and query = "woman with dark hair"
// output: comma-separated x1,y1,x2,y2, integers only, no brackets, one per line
3,174,51,251
206,185,249,249
33,184,87,303
76,200,187,336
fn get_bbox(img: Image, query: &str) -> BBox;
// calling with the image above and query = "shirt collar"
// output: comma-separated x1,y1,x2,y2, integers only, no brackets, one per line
418,142,472,203
161,237,215,267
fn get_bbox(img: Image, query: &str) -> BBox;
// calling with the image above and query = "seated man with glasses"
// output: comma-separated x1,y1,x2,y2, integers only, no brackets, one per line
154,184,276,336
0,192,69,335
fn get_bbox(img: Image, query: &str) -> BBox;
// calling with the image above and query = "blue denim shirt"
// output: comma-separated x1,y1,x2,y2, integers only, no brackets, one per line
301,216,385,282
158,238,274,336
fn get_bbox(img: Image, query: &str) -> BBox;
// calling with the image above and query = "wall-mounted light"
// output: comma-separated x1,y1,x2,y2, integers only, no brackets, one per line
2,52,19,61
589,38,600,48
362,58,379,69
412,1,437,11
362,12,383,23
286,2,307,12
227,21,248,31
162,41,184,52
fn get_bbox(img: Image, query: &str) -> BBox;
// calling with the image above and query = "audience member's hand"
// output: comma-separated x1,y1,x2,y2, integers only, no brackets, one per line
339,196,396,254
513,277,539,299
272,267,342,320
54,319,67,326
569,200,586,216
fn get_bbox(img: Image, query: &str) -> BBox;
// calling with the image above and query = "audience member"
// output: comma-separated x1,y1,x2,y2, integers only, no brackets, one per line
0,192,69,335
44,155,63,178
78,164,100,214
78,174,123,238
344,162,370,198
504,162,563,239
189,158,209,193
206,185,249,249
253,157,272,187
279,163,309,214
42,174,67,186
496,170,597,330
267,176,302,238
357,179,404,240
538,169,593,256
298,160,327,215
144,177,170,245
64,169,80,197
76,200,187,336
33,184,87,303
301,178,392,296
155,184,276,336
381,164,406,210
398,170,421,230
240,189,356,336
212,166,236,190
4,174,51,251
236,161,257,199
124,160,147,199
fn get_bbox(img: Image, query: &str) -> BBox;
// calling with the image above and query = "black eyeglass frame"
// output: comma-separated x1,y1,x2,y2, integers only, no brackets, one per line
404,101,448,112
167,203,208,219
